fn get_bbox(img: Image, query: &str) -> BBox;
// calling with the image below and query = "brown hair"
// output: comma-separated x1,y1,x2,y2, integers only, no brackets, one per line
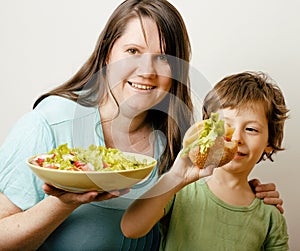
33,0,193,174
202,71,289,162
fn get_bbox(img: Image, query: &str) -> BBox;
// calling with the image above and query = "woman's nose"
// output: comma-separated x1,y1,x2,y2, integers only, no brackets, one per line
136,54,156,78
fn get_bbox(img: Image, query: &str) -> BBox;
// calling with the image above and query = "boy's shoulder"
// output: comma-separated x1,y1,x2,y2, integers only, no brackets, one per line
256,198,286,218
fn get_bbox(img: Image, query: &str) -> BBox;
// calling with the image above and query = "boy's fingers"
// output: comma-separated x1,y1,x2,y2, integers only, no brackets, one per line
182,122,202,148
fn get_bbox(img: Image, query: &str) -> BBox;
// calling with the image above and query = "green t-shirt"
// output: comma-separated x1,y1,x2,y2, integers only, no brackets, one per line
160,179,289,251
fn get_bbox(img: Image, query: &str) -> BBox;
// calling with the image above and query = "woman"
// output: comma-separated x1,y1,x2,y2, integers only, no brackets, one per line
0,1,282,250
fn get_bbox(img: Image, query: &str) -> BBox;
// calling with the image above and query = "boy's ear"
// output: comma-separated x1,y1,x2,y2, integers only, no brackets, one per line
264,145,273,154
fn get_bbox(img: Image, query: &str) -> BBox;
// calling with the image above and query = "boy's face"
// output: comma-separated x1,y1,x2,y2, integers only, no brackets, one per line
219,102,272,174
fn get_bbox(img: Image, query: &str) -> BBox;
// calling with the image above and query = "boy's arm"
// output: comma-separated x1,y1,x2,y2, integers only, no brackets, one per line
121,154,214,238
121,171,181,238
263,209,289,250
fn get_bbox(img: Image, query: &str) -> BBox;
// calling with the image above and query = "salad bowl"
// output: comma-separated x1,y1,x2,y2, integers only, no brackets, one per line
27,146,157,193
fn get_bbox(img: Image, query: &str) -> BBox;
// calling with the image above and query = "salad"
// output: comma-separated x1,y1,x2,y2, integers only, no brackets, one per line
31,144,156,172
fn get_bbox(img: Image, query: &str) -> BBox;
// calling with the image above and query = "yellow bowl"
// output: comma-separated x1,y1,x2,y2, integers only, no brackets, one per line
27,152,157,193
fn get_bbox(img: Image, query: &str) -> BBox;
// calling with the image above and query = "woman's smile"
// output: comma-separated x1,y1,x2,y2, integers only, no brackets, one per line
128,81,156,91
105,17,172,113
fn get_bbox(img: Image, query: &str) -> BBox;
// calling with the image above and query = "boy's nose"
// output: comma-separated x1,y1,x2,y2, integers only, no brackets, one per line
231,129,243,145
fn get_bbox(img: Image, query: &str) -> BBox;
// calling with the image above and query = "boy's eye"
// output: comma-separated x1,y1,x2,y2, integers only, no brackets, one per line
246,127,258,133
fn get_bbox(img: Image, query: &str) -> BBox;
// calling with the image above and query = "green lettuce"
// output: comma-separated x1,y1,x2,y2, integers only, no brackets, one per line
183,113,225,155
43,143,155,171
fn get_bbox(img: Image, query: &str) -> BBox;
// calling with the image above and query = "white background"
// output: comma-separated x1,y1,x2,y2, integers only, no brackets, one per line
0,0,299,249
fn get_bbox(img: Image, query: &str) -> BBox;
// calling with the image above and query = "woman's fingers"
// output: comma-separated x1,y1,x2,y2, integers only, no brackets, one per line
42,183,66,196
248,178,261,191
255,182,277,193
256,190,280,200
276,204,285,214
248,179,284,214
42,184,130,205
93,188,130,202
262,197,284,214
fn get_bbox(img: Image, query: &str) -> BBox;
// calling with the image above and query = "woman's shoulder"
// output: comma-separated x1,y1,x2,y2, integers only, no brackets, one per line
34,95,98,125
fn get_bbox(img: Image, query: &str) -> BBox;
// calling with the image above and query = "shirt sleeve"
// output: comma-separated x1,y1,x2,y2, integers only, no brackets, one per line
264,208,289,251
0,110,55,210
164,195,176,216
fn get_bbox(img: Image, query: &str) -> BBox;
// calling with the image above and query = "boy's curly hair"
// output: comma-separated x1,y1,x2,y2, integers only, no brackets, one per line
202,71,289,162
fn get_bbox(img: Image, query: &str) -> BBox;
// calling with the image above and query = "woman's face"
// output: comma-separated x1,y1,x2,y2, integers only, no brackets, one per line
105,17,172,116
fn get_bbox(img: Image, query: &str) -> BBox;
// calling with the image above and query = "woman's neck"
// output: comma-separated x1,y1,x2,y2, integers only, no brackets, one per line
99,101,154,156
99,97,149,132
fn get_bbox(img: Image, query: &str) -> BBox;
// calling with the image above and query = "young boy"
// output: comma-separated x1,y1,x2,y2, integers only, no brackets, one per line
121,71,289,250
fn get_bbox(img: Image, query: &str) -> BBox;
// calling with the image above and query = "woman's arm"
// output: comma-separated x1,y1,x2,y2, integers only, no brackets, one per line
121,155,214,238
0,188,126,250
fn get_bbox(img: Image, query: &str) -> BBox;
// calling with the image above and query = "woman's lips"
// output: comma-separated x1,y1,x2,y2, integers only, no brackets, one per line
128,81,155,90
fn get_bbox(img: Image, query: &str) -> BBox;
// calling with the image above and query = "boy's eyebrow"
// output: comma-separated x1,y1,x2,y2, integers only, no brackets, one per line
223,116,265,128
222,116,233,122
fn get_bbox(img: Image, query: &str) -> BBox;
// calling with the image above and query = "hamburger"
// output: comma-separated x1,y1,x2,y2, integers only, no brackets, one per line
182,113,237,169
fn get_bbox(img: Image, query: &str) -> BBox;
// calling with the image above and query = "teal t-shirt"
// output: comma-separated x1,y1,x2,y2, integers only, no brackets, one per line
0,95,164,250
161,179,289,251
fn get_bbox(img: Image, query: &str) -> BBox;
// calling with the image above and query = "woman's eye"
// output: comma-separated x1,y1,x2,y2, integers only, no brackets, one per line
127,48,137,54
156,54,168,62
